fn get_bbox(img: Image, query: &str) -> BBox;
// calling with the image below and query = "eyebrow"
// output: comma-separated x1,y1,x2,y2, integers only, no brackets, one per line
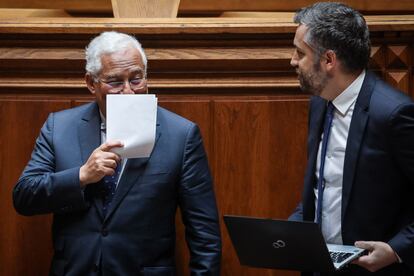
293,43,305,53
129,69,145,75
104,69,145,80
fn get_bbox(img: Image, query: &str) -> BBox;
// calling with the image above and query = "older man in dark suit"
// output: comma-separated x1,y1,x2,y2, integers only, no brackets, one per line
13,31,221,276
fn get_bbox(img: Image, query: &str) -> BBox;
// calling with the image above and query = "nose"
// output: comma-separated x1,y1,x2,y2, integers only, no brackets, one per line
290,50,298,68
121,80,134,94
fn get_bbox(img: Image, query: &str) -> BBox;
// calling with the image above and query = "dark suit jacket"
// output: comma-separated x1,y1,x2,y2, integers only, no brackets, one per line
13,102,221,276
290,71,414,275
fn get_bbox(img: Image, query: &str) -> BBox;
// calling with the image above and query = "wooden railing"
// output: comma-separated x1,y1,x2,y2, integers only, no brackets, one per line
0,0,414,17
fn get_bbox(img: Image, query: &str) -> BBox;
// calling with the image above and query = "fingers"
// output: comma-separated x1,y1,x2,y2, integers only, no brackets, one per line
98,149,122,165
352,241,372,266
96,156,119,170
79,142,123,187
355,241,375,251
100,140,124,152
352,241,398,272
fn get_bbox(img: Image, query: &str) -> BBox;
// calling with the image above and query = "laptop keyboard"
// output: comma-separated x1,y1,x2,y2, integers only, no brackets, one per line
330,251,353,263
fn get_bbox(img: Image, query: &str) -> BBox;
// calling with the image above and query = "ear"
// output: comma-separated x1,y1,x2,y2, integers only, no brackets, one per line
322,50,336,72
85,73,97,95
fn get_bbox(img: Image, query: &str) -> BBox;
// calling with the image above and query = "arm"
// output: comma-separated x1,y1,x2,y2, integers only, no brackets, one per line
178,124,221,275
288,96,321,223
288,202,304,221
387,102,414,267
354,102,414,271
13,113,88,215
13,113,123,216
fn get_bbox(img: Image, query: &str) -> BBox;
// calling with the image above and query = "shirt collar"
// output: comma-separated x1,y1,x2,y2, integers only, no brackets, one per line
99,110,106,131
332,70,366,116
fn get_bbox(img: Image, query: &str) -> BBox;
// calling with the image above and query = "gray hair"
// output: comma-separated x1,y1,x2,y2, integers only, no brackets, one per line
85,31,148,77
294,2,370,73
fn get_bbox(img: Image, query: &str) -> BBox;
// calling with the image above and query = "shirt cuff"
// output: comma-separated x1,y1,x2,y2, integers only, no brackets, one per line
394,251,403,263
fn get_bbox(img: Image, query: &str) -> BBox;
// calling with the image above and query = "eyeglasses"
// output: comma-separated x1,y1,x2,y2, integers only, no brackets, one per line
97,76,146,93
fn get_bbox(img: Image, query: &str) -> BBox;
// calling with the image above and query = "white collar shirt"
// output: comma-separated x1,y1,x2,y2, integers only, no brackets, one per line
314,70,366,244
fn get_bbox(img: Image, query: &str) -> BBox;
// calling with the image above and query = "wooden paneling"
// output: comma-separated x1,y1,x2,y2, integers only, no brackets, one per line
214,98,308,276
0,0,413,15
0,99,72,276
1,16,414,276
0,0,112,13
0,8,71,18
111,0,180,18
179,0,414,14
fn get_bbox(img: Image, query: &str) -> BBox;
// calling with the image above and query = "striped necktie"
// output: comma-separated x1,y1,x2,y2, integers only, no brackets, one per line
101,162,121,216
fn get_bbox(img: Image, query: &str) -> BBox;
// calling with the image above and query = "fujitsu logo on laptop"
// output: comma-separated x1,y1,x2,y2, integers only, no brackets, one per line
272,240,286,249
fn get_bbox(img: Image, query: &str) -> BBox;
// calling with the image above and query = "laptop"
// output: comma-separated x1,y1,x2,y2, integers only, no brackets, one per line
223,215,365,272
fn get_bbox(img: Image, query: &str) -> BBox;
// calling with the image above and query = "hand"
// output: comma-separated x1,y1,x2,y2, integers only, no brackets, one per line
79,141,123,187
352,241,398,272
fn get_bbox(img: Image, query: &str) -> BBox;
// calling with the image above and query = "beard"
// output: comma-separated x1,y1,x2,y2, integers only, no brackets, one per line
297,63,329,95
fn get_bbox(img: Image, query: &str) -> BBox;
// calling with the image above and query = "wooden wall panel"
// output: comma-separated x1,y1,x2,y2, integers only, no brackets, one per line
0,99,72,276
213,98,307,276
0,17,414,276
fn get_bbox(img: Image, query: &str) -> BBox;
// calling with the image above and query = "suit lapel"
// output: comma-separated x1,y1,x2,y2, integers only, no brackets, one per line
104,119,162,222
78,102,101,164
303,96,327,220
78,102,104,218
103,157,149,222
341,72,375,221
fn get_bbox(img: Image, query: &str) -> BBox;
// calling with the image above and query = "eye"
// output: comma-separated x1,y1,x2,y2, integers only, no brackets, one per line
107,81,123,87
296,50,305,59
130,78,143,85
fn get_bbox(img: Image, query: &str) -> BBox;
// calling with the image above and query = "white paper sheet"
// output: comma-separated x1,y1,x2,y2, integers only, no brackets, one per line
106,94,157,158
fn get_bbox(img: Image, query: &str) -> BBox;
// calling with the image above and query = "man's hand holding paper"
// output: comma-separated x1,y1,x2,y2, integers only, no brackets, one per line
79,140,123,187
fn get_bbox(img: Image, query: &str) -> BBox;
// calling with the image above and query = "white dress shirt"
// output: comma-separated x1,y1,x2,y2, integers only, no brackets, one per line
314,70,366,244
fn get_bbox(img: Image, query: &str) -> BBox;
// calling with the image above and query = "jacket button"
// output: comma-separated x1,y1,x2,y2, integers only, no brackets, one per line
101,228,108,237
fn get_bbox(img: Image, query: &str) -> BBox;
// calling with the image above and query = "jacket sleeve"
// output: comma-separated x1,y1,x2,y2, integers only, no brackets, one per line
288,97,320,222
177,124,221,275
288,202,304,221
387,102,414,269
13,113,88,216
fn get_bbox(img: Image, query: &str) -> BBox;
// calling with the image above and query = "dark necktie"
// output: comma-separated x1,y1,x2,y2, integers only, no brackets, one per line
102,162,121,216
316,102,335,226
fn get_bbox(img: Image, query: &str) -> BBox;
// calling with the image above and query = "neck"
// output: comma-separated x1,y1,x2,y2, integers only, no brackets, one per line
320,69,363,101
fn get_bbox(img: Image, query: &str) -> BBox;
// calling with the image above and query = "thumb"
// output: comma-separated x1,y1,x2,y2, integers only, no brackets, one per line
355,241,375,251
100,140,124,151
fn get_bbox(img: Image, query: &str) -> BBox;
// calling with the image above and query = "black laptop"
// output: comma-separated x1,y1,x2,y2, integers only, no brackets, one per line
223,215,365,272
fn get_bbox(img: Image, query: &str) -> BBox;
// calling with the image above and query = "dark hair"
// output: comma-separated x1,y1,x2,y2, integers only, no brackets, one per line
294,2,370,73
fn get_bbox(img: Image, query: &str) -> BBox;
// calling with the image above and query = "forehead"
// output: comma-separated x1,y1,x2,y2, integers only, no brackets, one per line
293,24,311,50
100,47,145,76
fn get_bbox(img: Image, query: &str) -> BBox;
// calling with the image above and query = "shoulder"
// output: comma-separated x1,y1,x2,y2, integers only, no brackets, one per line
156,106,203,144
50,102,98,123
53,102,96,118
369,76,413,118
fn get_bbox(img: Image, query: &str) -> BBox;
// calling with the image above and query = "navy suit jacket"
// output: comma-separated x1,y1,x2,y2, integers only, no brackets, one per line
290,72,414,275
13,102,221,276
